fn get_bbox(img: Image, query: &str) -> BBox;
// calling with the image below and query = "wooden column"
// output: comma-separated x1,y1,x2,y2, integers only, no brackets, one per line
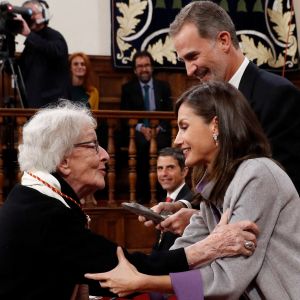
128,119,137,202
107,119,117,206
149,119,159,205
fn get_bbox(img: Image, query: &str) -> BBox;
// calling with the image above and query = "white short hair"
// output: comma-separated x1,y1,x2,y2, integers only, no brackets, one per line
18,100,97,172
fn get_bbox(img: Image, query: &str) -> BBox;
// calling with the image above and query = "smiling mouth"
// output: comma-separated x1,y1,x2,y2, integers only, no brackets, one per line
182,148,191,156
195,68,209,81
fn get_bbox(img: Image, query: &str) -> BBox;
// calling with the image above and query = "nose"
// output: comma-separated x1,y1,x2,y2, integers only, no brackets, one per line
98,146,110,163
186,62,197,77
173,131,182,147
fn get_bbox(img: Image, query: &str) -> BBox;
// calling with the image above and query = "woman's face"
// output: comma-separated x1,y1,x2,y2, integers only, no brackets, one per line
71,56,87,78
174,103,219,169
60,125,109,198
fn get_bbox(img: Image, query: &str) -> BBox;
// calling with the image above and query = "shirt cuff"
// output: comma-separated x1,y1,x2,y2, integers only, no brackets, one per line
136,123,143,131
178,200,192,209
170,269,204,300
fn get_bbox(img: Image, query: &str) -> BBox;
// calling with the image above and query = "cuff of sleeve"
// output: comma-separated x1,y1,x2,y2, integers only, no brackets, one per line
136,123,143,131
170,269,204,300
178,200,192,209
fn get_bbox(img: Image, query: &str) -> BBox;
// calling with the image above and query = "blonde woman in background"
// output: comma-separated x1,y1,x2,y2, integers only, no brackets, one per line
69,52,99,110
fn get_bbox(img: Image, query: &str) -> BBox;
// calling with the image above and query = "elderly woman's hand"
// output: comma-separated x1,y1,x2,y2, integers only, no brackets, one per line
85,247,145,297
185,210,259,267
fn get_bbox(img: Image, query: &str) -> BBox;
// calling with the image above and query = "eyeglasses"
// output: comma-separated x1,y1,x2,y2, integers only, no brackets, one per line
135,63,151,70
73,140,99,154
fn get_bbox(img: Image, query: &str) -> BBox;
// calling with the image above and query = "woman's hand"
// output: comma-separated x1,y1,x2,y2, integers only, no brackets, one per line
138,202,194,233
158,208,198,235
85,247,145,297
185,210,259,267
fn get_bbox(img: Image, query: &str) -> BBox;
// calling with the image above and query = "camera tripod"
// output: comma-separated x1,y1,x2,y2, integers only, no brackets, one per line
0,55,26,108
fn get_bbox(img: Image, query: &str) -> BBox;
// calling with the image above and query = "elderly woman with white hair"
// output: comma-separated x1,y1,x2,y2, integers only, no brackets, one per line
0,101,258,300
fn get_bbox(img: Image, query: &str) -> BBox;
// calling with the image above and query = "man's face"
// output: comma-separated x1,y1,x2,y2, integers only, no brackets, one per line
23,2,44,31
134,56,153,83
173,23,229,82
157,155,187,194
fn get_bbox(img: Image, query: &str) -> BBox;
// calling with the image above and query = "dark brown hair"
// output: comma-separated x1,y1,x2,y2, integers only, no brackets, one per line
175,81,272,205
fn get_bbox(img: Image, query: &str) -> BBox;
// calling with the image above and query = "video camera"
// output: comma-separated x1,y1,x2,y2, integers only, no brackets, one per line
0,2,32,58
0,1,32,34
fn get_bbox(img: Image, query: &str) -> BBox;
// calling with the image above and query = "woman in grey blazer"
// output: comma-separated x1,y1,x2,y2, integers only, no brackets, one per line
85,81,300,300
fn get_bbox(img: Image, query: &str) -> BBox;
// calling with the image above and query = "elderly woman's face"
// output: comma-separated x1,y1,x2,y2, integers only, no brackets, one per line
61,125,109,197
174,103,219,169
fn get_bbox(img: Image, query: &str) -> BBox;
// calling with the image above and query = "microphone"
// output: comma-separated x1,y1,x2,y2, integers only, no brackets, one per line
35,18,47,24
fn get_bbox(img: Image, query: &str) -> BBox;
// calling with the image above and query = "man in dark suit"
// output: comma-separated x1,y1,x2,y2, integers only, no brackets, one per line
153,147,193,251
169,1,300,194
120,51,173,202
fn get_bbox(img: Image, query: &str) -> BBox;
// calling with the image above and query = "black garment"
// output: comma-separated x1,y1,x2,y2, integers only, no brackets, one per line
70,85,90,107
239,62,300,193
0,174,188,300
153,184,193,251
120,78,173,202
18,26,70,108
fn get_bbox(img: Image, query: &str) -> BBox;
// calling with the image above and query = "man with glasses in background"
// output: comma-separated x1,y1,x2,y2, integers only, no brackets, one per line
120,50,173,203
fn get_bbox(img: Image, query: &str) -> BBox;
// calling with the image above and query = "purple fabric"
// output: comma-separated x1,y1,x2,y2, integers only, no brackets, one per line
149,292,167,300
170,270,204,300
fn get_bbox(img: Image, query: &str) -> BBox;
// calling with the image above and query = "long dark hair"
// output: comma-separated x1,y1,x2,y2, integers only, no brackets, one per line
175,81,272,205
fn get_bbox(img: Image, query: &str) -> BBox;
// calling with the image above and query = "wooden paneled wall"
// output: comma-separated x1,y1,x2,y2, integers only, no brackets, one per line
89,55,300,111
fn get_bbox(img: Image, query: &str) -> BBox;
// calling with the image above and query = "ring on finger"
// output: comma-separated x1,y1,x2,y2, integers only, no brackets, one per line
244,240,255,251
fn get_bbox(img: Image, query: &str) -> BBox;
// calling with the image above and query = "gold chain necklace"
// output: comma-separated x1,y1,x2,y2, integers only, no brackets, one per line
27,172,91,226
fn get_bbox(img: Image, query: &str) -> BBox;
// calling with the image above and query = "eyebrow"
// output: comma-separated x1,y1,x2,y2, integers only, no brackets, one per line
181,51,199,61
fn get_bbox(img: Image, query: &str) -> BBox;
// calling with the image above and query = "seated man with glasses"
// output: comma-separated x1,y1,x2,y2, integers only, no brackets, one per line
120,50,173,203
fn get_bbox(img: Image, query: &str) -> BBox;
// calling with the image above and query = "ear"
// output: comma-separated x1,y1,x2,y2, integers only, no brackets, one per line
217,31,231,52
57,157,71,176
210,116,219,135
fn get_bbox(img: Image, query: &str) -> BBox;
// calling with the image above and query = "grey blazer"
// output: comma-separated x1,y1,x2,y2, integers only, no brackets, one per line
171,158,300,299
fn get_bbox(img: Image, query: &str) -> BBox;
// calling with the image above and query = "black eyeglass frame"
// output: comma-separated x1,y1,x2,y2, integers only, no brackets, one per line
73,140,99,154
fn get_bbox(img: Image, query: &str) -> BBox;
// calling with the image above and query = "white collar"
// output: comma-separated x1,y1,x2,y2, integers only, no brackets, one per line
168,182,186,201
229,57,249,88
21,170,70,208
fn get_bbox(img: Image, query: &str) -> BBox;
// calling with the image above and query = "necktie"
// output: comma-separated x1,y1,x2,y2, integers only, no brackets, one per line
143,84,150,127
143,84,150,110
165,197,173,203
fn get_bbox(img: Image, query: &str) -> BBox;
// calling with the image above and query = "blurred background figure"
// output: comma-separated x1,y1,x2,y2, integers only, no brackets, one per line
69,52,99,110
17,0,69,108
120,50,173,203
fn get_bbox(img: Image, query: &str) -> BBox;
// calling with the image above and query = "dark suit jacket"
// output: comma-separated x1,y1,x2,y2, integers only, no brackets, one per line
0,176,188,300
119,78,173,150
239,62,300,192
120,78,172,112
153,183,193,251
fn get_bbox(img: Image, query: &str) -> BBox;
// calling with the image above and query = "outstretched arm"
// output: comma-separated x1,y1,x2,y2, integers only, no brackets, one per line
85,247,172,297
85,210,258,296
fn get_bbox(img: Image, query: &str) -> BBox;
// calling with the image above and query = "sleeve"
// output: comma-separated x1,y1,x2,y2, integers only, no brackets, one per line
161,81,173,111
88,86,100,110
25,30,68,59
120,84,130,110
171,160,289,299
